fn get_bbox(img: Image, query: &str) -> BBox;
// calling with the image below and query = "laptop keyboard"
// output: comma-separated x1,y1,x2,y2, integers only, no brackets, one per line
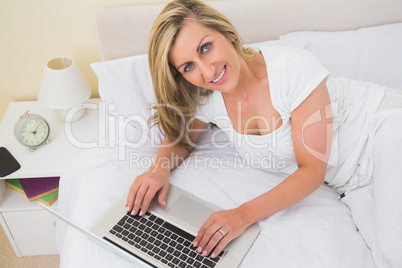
108,211,224,268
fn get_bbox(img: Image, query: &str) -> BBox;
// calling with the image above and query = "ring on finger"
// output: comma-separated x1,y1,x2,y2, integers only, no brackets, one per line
218,229,226,237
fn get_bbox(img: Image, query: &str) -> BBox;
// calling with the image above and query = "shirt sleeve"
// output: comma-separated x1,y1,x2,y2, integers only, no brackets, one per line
282,48,330,112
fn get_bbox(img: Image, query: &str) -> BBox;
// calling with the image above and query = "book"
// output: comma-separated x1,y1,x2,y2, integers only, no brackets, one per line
5,178,59,206
37,190,58,206
5,179,25,194
18,177,60,202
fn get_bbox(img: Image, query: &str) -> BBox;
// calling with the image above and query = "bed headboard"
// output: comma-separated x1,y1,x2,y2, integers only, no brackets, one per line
95,0,402,61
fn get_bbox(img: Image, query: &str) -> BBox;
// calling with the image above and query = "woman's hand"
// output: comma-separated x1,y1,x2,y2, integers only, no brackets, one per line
126,164,170,216
193,207,251,259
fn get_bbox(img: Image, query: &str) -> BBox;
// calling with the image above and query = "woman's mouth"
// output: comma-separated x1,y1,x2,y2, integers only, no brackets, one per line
211,65,227,84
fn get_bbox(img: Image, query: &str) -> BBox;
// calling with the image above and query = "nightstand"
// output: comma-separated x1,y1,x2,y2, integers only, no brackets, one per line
0,99,103,257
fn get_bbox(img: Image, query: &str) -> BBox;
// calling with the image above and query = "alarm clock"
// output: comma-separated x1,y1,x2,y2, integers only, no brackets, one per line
14,110,50,152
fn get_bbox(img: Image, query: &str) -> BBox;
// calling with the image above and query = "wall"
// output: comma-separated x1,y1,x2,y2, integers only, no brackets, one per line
0,0,221,121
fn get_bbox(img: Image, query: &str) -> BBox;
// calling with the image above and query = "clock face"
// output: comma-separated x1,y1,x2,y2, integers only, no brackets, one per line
20,119,50,147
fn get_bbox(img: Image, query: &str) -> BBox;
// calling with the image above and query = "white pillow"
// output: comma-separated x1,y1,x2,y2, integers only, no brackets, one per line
280,23,402,91
245,36,307,50
90,37,307,144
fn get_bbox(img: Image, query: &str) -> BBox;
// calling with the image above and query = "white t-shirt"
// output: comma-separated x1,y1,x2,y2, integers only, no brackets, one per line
196,46,329,175
195,46,386,190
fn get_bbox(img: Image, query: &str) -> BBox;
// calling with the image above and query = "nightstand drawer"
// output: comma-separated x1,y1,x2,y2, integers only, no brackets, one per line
2,209,58,256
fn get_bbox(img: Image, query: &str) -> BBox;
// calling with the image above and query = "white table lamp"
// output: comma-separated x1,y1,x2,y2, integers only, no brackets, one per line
38,56,91,122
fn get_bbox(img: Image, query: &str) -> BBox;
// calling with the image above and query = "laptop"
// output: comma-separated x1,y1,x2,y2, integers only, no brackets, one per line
40,184,260,268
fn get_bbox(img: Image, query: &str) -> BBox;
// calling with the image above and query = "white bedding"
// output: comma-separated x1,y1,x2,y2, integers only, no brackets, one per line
56,126,376,267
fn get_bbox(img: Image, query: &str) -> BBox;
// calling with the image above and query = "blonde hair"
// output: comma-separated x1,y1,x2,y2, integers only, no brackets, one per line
148,0,255,147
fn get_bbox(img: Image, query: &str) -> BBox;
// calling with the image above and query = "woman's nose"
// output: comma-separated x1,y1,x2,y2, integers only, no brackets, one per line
199,61,215,82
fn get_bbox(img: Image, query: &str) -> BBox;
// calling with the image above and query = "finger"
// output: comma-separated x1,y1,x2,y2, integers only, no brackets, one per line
132,183,149,215
158,184,169,208
126,180,140,212
197,222,223,254
138,185,159,216
210,235,232,259
193,215,217,248
203,229,229,257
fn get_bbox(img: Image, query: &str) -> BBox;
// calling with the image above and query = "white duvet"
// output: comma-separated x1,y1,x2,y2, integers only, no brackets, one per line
56,126,376,268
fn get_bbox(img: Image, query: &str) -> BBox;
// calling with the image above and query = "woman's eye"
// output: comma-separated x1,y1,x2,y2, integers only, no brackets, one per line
201,43,211,53
184,63,193,72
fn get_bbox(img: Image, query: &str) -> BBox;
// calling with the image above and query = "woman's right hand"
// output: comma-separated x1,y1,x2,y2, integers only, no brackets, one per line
126,164,170,216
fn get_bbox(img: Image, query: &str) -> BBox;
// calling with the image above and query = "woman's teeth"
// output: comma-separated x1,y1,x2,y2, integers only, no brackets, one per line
212,66,226,83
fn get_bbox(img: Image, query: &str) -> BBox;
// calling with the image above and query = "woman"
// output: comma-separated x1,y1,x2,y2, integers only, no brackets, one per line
126,0,402,265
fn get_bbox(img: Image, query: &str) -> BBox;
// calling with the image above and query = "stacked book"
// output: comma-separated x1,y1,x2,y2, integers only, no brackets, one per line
5,177,60,206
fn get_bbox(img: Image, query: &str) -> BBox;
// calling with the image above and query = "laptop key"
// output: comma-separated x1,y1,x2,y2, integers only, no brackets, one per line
183,240,191,247
189,251,197,258
112,226,123,233
151,230,158,237
155,217,164,225
179,253,187,261
172,257,180,265
173,250,181,257
149,214,157,221
176,244,184,251
159,250,167,258
202,258,216,268
165,230,172,237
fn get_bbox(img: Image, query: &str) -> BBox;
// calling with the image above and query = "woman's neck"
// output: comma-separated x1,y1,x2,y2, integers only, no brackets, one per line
224,51,267,102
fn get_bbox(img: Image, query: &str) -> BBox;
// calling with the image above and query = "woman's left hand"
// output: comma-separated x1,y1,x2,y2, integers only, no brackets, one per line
193,207,251,259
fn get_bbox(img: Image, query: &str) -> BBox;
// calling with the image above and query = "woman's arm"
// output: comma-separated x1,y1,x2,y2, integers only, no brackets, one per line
195,80,333,258
126,118,208,216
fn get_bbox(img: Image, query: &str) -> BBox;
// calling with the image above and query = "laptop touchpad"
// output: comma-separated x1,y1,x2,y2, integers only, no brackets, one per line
168,195,215,229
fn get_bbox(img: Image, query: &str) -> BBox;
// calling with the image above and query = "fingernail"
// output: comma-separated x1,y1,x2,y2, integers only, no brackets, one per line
193,241,198,247
126,206,130,212
197,247,202,253
131,210,135,215
202,250,208,256
211,253,216,259
163,201,166,207
139,211,143,216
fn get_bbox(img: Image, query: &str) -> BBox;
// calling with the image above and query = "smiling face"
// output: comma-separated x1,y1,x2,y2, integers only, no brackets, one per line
169,19,241,93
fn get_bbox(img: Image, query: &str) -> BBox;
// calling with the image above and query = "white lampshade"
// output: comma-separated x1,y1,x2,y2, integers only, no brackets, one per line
38,56,91,121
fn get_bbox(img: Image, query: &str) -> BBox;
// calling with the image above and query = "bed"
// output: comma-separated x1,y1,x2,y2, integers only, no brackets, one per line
56,1,402,267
